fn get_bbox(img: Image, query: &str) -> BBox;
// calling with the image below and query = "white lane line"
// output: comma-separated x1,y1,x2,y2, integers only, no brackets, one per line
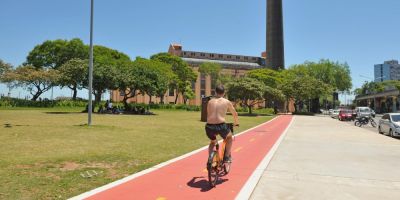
235,116,295,200
69,116,281,200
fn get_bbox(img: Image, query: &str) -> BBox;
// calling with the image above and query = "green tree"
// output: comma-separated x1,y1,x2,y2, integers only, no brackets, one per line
280,67,331,112
6,65,59,101
183,81,196,103
227,77,266,114
247,68,285,107
134,58,173,104
247,68,283,88
58,59,88,100
26,38,88,69
0,59,13,82
150,53,197,104
199,62,222,87
117,58,174,107
83,45,131,103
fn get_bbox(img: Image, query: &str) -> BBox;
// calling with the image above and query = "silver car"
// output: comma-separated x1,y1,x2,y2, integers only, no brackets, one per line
355,107,372,118
330,110,339,119
378,113,400,137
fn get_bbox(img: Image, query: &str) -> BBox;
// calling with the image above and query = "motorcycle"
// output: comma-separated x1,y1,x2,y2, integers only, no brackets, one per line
354,116,376,127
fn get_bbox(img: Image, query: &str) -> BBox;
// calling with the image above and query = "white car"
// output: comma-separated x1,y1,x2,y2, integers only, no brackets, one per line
378,113,400,137
330,110,339,119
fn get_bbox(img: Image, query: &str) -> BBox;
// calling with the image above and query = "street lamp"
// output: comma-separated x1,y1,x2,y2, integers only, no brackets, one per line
88,0,94,126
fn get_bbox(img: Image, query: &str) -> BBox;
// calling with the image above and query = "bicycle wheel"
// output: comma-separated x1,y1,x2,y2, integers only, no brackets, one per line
207,151,218,187
223,148,231,174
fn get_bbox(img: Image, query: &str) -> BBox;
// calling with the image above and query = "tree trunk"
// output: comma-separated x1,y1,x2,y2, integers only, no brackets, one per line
123,96,129,111
249,106,253,115
286,98,290,113
311,98,320,113
174,91,179,104
160,95,164,104
31,92,42,101
149,95,152,104
31,85,44,101
94,91,102,105
72,88,78,100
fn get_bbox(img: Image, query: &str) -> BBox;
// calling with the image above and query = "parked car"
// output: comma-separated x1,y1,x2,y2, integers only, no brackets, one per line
371,109,376,117
330,110,339,119
355,107,373,118
338,109,353,121
378,113,400,137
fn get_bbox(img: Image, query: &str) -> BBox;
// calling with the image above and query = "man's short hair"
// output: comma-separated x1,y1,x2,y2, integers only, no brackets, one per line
216,85,225,95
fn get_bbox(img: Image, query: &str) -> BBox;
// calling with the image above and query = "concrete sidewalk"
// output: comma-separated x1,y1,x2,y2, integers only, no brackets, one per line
250,115,400,200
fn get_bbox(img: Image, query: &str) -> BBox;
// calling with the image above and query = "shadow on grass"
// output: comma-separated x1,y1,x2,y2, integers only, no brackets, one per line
3,123,30,128
234,113,274,117
44,112,82,115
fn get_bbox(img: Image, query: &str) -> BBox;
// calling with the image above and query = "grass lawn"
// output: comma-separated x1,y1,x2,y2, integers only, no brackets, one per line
0,107,273,199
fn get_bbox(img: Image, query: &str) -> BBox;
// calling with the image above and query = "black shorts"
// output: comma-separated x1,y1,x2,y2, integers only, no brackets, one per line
205,123,231,140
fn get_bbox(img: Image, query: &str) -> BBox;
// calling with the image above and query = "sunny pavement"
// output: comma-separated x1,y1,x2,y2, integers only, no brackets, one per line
250,115,400,200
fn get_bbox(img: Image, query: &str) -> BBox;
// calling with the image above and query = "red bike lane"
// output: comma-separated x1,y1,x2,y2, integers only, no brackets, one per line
74,115,293,200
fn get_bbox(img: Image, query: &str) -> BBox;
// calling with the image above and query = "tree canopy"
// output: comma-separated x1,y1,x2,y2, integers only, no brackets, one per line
83,45,132,103
6,65,59,101
58,59,88,100
227,77,266,114
151,53,197,104
26,38,88,69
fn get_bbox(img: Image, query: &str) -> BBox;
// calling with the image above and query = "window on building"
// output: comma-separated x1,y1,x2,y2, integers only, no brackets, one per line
191,52,195,56
200,53,205,56
219,54,223,58
169,87,174,96
227,55,231,59
210,54,214,58
201,79,206,90
252,57,256,60
236,56,240,59
191,81,196,90
183,52,186,55
244,57,248,60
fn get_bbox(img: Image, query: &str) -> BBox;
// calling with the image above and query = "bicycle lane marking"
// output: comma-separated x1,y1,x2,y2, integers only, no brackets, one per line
70,115,293,200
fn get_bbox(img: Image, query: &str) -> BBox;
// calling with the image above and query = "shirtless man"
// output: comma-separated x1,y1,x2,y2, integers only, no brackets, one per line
205,85,239,163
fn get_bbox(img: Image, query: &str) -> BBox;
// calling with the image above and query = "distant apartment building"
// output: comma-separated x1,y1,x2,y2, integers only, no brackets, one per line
111,44,266,106
374,60,400,82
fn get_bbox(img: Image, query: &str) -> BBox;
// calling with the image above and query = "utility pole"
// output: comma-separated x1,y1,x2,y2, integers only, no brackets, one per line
88,0,94,126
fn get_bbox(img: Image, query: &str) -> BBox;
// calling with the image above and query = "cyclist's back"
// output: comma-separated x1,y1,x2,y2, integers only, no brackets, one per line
207,97,230,124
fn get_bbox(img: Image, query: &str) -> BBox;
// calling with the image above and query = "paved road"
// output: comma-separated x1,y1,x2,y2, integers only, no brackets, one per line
250,115,400,200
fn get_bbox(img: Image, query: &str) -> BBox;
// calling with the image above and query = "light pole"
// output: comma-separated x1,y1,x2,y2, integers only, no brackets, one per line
88,0,94,126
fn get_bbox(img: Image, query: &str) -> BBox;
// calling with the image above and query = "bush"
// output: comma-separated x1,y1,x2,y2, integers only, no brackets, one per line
0,97,87,108
0,97,201,112
125,103,200,112
253,108,274,115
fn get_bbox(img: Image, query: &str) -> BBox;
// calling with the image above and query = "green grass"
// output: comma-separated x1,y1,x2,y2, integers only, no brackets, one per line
0,108,273,199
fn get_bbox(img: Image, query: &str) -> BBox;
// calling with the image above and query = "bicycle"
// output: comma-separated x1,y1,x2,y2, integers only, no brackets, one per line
206,123,237,187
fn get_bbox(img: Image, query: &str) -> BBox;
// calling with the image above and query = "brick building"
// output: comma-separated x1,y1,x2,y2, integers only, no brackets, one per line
111,43,266,106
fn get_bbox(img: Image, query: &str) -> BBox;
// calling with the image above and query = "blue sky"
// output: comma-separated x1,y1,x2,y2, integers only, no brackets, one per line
1,0,399,102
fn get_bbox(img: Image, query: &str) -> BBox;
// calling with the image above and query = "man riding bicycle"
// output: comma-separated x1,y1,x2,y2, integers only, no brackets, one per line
205,85,239,163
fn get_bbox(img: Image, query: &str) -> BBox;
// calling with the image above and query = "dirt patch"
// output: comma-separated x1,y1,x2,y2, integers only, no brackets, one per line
60,162,80,171
60,161,119,171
